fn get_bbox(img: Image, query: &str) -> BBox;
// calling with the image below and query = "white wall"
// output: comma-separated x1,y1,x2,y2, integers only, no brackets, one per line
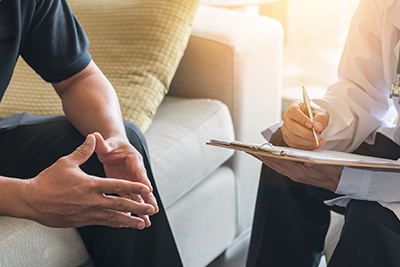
285,0,360,47
280,0,361,101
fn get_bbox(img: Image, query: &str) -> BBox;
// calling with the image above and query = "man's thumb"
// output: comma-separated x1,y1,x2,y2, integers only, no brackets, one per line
68,134,96,166
93,132,114,154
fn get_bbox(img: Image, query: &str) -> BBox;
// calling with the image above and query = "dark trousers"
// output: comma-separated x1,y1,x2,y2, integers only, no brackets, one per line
0,113,183,267
246,129,400,267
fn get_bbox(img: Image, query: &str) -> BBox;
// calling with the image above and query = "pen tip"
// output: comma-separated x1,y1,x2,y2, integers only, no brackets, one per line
302,85,305,89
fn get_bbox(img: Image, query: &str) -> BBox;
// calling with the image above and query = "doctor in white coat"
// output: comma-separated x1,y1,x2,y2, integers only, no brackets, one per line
246,0,400,266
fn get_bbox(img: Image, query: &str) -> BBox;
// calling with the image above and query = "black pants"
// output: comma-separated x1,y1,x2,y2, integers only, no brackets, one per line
246,129,400,267
0,113,183,267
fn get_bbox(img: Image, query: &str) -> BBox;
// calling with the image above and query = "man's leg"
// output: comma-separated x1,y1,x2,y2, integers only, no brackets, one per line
77,120,183,267
0,114,182,267
0,115,85,178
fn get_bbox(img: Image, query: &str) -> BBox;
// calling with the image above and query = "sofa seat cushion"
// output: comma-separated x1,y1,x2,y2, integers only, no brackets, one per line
145,96,234,208
0,217,92,267
168,166,236,267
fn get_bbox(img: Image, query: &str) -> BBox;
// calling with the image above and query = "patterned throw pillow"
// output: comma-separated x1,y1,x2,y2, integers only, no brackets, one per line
0,0,201,132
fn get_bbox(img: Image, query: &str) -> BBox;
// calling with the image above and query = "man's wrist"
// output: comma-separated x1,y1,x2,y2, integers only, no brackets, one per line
0,177,32,219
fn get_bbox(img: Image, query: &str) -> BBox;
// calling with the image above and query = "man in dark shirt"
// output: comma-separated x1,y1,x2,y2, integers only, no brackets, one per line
0,0,182,266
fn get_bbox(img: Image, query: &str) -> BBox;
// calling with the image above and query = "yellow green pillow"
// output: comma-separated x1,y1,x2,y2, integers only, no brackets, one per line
0,0,201,132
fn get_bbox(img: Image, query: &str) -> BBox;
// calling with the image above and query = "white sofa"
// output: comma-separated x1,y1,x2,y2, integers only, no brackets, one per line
0,5,283,267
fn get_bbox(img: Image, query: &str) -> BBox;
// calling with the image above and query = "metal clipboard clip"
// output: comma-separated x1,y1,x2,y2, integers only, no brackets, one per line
390,74,400,103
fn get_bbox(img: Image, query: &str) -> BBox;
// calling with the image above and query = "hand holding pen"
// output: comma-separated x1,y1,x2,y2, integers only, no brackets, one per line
302,86,319,147
280,86,330,150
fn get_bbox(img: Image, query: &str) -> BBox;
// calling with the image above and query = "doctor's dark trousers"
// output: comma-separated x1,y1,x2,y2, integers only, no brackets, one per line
246,129,400,267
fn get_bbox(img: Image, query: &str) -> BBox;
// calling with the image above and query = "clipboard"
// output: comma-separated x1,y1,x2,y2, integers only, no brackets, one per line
206,139,400,170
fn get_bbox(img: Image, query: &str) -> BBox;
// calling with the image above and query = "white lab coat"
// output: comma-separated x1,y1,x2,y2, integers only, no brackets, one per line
270,0,400,218
314,0,400,153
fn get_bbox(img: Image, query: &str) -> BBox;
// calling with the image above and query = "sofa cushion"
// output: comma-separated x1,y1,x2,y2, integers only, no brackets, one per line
0,217,92,267
167,166,236,267
0,0,201,132
145,96,234,208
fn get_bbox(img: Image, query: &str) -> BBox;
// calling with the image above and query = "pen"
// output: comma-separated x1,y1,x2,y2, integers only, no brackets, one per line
302,86,319,147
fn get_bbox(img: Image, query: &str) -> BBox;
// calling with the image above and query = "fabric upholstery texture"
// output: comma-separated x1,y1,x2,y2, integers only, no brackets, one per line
167,166,236,267
0,0,201,132
146,96,235,208
0,217,92,267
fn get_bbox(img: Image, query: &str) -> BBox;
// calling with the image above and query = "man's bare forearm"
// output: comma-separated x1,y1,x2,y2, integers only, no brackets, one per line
53,61,128,142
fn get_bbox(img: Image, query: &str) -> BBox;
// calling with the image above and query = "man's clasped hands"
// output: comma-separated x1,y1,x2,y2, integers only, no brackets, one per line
20,132,158,230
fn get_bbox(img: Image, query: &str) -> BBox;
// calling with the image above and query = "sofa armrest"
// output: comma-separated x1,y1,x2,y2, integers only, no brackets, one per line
169,5,284,234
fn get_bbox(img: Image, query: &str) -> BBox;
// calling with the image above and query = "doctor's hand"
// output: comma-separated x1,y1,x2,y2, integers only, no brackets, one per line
281,100,329,150
23,134,156,229
249,153,343,192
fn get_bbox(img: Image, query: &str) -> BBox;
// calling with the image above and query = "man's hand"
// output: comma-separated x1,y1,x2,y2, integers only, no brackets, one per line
22,134,156,229
53,62,158,228
250,153,342,192
93,132,158,228
281,100,329,150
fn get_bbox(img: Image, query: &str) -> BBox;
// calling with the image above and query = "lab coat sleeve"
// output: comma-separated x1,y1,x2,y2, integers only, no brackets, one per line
313,0,394,153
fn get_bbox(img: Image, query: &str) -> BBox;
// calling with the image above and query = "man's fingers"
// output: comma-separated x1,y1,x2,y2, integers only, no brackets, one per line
100,195,156,215
141,192,159,213
92,178,156,215
66,134,96,166
95,177,151,195
129,194,152,227
134,166,153,191
129,194,155,227
93,132,113,154
88,209,147,229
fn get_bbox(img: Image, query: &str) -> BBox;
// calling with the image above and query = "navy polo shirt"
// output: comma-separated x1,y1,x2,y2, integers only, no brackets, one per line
0,0,91,102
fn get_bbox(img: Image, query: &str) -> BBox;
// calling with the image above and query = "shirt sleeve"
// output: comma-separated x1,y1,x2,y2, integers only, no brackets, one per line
312,0,395,153
325,166,400,220
334,166,400,203
20,0,91,83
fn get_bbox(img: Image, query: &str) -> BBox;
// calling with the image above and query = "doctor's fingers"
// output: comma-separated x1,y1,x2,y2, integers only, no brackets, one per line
285,100,329,131
281,123,320,150
313,110,330,132
281,113,320,141
283,101,315,128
